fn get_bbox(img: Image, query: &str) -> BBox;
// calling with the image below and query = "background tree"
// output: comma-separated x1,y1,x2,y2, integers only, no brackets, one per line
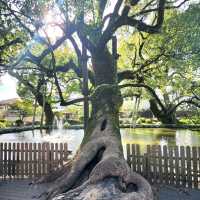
10,99,33,121
118,3,200,124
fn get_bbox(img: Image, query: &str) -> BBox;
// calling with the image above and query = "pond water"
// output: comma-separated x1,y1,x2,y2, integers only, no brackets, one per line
0,128,200,156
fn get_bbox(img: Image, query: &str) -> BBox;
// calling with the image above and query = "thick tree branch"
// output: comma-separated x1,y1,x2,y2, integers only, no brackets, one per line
118,70,136,82
169,97,200,114
60,97,85,106
119,83,167,112
99,0,166,49
133,0,189,17
98,0,108,20
68,36,82,60
55,60,95,85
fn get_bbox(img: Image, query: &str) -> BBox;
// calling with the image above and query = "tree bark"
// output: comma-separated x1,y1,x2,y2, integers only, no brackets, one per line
34,49,153,200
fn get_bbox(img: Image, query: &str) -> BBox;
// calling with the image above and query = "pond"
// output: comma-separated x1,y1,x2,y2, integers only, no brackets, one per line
0,128,200,156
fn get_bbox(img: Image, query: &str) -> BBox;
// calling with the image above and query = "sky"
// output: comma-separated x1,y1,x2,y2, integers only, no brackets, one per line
0,74,19,101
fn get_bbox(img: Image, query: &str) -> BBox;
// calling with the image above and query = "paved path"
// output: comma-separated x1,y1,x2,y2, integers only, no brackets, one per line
0,180,51,200
159,186,200,200
1,180,200,200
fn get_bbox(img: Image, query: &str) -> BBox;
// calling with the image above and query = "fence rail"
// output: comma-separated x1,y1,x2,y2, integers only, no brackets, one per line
0,142,71,180
127,144,200,188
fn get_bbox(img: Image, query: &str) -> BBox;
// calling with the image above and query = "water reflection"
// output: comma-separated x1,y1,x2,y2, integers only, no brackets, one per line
176,129,200,146
0,128,200,156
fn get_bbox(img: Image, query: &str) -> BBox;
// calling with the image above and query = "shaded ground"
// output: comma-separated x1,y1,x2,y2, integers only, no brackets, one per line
0,180,199,200
159,186,200,200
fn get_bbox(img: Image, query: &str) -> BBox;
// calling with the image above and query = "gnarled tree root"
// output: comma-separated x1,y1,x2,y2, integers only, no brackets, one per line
33,115,153,200
31,160,72,185
33,145,153,200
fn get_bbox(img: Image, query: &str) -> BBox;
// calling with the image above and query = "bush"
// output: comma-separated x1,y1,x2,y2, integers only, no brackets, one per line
179,117,200,125
136,117,157,124
145,118,152,124
63,121,71,128
67,119,82,125
79,116,84,123
136,117,146,124
0,121,6,128
15,119,24,127
0,119,12,128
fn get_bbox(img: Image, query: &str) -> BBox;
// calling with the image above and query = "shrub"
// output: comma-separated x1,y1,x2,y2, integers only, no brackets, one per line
179,117,200,125
0,121,6,128
0,119,12,128
136,117,157,124
64,121,71,128
15,119,24,127
145,118,152,124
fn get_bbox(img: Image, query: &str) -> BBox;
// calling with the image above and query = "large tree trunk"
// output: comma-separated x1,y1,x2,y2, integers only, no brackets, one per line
36,94,54,127
149,99,177,124
34,49,153,200
44,102,54,127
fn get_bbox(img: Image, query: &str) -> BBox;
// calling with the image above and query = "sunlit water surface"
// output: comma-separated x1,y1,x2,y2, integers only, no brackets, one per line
0,128,200,156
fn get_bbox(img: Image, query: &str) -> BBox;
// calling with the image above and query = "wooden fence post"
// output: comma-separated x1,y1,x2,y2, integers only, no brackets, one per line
192,147,198,188
126,144,131,168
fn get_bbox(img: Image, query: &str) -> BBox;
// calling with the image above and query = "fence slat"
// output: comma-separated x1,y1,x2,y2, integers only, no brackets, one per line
55,143,58,168
51,143,54,169
169,146,174,185
12,143,16,179
137,145,141,173
163,145,168,184
16,143,20,179
38,143,41,177
25,143,28,177
59,143,63,167
180,146,186,187
174,146,179,186
146,145,151,181
192,147,198,188
0,143,3,180
126,144,131,168
158,145,163,184
42,143,46,175
46,143,50,173
64,143,69,162
33,143,37,177
152,145,157,184
21,143,24,179
29,143,32,179
186,146,192,187
131,144,136,172
8,143,11,179
4,143,7,179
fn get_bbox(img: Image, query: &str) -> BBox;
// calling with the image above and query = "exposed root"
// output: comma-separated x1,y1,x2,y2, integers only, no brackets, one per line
52,175,153,200
31,160,72,185
35,146,152,200
35,140,106,199
89,157,130,184
33,114,153,200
